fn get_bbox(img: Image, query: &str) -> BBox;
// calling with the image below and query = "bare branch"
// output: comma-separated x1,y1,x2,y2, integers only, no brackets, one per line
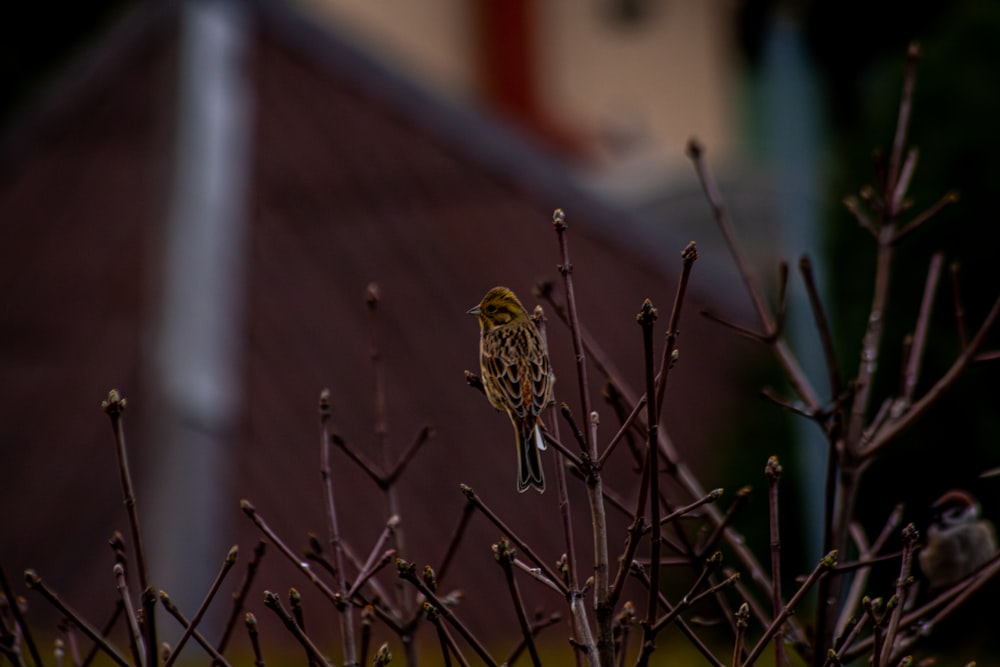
864,294,1000,456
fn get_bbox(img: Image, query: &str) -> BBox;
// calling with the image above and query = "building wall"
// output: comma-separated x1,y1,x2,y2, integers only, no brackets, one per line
289,0,743,171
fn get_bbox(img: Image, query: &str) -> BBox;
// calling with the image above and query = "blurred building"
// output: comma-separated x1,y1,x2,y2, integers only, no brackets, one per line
0,0,777,659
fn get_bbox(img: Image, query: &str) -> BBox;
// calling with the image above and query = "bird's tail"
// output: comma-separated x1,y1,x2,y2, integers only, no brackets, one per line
515,420,545,493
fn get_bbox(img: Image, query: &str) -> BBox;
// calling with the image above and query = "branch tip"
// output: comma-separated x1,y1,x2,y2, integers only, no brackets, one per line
686,137,703,159
101,388,127,417
552,208,567,231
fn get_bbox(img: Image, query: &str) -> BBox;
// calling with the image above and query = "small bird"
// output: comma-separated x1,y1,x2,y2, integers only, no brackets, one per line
468,286,554,493
918,489,998,592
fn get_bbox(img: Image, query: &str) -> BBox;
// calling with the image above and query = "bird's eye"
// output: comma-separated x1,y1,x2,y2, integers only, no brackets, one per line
486,305,497,314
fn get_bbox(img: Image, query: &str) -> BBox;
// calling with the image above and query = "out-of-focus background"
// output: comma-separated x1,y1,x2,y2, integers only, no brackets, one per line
2,0,999,661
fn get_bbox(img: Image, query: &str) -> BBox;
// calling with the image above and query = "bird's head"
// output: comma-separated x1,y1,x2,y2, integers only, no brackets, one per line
930,489,981,529
467,286,529,330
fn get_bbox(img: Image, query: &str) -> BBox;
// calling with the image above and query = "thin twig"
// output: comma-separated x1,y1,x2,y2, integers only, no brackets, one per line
319,389,360,667
536,306,587,667
244,613,265,667
900,253,943,405
628,567,726,667
697,487,752,559
800,255,842,399
948,261,968,349
425,604,467,667
24,571,130,667
346,545,396,600
101,390,154,666
660,571,740,634
113,564,146,667
835,504,905,638
505,612,562,667
458,485,568,596
654,241,699,415
732,603,749,667
385,424,434,486
327,430,384,488
397,559,499,667
644,489,723,534
686,140,821,412
159,593,234,667
765,457,784,667
553,208,610,667
493,538,542,667
216,539,266,658
262,591,331,666
879,525,918,666
886,44,920,217
742,551,838,667
0,565,43,667
864,294,1000,456
436,502,475,584
638,298,662,661
843,551,1000,662
163,546,238,667
240,500,341,604
79,601,124,667
893,190,959,244
365,287,411,641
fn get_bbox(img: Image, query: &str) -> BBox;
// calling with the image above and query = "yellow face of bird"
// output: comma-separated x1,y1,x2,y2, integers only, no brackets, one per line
467,286,529,330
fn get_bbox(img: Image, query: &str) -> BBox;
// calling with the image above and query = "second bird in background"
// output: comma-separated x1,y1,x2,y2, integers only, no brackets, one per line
468,286,555,493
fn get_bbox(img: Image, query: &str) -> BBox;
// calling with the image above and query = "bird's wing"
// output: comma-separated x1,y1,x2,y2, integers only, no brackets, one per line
527,354,552,418
484,347,529,419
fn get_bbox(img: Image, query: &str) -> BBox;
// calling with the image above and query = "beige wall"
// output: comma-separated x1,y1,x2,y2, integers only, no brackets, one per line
290,0,742,170
538,1,741,167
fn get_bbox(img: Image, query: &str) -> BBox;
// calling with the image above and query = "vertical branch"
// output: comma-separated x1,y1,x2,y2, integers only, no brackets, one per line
948,262,968,349
113,564,146,667
318,390,358,667
552,209,596,456
800,256,842,399
823,47,921,661
654,242,699,415
764,457,784,667
900,254,943,404
637,299,661,663
552,209,612,667
879,525,918,666
534,305,590,667
101,390,156,667
733,603,749,667
886,44,920,216
366,284,408,614
244,614,265,667
534,305,580,591
101,391,151,592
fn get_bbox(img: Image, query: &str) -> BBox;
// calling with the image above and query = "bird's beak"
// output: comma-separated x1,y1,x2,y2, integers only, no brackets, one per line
466,305,481,315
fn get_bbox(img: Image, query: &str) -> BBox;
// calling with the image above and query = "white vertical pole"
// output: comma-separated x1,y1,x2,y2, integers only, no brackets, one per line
146,0,252,631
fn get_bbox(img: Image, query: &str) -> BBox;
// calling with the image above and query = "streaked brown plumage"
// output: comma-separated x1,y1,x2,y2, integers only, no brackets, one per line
919,489,997,592
468,286,554,492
